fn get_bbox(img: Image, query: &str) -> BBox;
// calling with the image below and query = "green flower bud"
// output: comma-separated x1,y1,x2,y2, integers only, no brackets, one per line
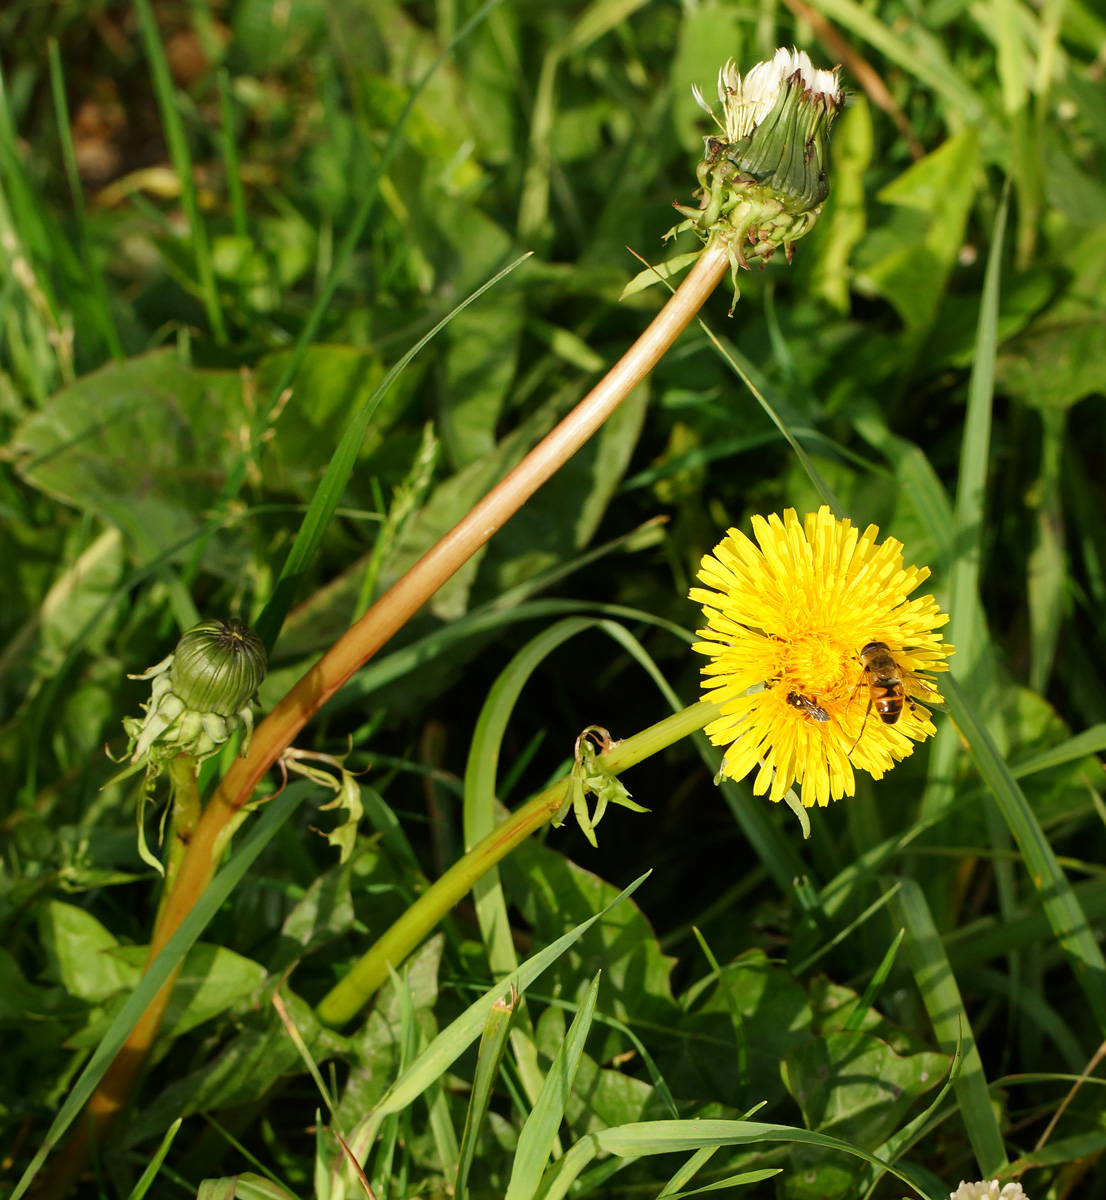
113,617,267,780
169,619,267,716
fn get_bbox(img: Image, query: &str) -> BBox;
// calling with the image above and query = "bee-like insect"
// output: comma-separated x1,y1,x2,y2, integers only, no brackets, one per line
848,641,947,754
786,691,830,723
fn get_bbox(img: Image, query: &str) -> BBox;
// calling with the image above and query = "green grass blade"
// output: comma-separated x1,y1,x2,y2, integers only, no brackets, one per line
892,878,1007,1177
657,1148,720,1199
1010,724,1106,776
505,972,601,1200
923,186,1009,820
125,1118,183,1200
663,1169,782,1198
455,986,518,1200
373,873,648,1119
10,782,311,1200
532,1135,598,1200
594,1119,933,1198
47,39,124,361
844,927,905,1032
465,616,599,971
131,0,226,344
217,69,248,240
790,882,902,976
948,186,1008,689
253,251,530,649
944,675,1106,1032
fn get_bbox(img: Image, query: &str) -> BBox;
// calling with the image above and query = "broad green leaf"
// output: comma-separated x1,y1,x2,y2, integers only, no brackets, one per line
122,943,266,1040
270,861,356,973
893,879,1006,1176
782,1031,946,1149
124,988,349,1146
11,784,310,1200
36,900,135,1004
10,352,245,552
854,129,980,340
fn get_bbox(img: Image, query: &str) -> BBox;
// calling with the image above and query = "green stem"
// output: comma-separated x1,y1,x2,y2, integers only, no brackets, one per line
157,755,202,924
315,698,724,1026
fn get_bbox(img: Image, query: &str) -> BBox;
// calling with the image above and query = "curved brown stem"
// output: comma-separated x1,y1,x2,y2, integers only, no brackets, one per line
40,242,729,1196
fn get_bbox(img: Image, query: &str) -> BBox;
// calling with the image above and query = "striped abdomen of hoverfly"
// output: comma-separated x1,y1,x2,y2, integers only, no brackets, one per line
859,641,905,725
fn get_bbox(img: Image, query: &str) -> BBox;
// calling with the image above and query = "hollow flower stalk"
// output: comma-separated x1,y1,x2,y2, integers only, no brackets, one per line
690,507,953,807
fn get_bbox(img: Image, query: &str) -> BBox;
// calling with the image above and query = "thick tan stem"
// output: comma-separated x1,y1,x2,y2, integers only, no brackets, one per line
47,242,729,1195
212,243,730,813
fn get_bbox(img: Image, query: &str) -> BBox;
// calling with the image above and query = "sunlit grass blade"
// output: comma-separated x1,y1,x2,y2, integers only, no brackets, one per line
1010,724,1106,776
369,873,648,1118
892,878,1006,1177
663,1169,783,1198
455,985,518,1200
9,783,311,1200
949,185,1008,686
944,675,1106,1033
253,251,531,649
505,972,601,1200
594,1119,931,1197
923,185,1008,822
131,0,226,343
657,1147,720,1198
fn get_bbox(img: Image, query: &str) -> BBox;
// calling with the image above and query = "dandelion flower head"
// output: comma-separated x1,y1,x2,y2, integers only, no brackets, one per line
690,507,953,807
948,1182,1028,1200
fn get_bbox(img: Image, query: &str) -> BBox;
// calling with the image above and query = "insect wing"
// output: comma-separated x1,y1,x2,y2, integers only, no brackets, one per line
902,671,950,713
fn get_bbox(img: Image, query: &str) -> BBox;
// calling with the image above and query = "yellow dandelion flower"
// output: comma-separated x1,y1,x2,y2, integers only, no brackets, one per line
690,506,953,808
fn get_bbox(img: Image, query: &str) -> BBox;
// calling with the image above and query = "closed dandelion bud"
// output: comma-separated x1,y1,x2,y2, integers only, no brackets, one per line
169,619,267,716
113,617,267,780
673,47,844,307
